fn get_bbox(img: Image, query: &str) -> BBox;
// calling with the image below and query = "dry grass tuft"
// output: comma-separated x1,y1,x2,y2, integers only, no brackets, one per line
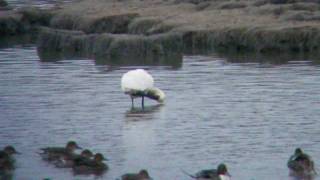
290,2,320,11
253,0,269,7
83,13,139,34
128,17,162,34
18,7,54,26
284,11,320,21
218,2,247,9
50,12,83,30
269,0,292,4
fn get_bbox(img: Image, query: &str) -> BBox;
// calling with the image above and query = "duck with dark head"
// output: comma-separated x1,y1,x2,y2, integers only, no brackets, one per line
72,153,108,175
119,169,153,180
288,148,317,179
184,163,231,180
54,149,94,168
0,145,19,177
40,141,81,162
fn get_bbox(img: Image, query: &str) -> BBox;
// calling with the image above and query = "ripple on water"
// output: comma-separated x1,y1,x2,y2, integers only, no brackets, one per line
0,47,320,180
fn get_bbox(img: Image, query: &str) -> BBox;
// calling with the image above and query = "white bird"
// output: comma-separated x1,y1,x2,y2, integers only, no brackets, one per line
121,69,165,108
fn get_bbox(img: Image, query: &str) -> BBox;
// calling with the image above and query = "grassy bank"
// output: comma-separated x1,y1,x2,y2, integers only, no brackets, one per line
0,7,54,36
3,0,320,62
41,0,320,54
37,27,183,66
182,26,320,53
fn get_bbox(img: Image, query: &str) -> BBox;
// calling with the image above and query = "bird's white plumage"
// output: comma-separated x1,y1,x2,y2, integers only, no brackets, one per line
219,175,231,180
151,87,165,102
121,69,154,92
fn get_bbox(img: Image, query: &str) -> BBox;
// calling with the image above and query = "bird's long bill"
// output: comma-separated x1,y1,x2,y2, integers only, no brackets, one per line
15,151,21,154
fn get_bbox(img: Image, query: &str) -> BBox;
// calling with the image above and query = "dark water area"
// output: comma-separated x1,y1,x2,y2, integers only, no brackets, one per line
0,40,320,180
37,48,183,70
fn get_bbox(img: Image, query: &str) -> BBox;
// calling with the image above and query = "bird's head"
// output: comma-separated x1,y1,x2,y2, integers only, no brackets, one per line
4,145,20,155
145,87,165,103
217,163,229,175
81,149,93,158
66,141,81,151
138,169,150,178
295,148,303,155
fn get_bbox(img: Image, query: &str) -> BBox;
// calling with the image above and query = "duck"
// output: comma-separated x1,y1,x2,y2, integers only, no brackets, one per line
0,146,19,175
121,69,165,108
54,149,94,168
78,149,94,159
0,159,14,180
40,141,81,162
0,151,13,171
185,163,231,180
120,169,153,180
2,146,19,155
72,153,108,175
287,148,317,179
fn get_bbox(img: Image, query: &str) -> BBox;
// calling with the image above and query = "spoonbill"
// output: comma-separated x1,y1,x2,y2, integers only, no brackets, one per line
121,69,165,108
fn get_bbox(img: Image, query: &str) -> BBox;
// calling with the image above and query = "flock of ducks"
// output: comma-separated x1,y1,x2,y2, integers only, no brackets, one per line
39,141,108,175
0,142,317,180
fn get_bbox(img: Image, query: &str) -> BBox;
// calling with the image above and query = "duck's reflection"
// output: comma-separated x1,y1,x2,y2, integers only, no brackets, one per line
0,172,13,180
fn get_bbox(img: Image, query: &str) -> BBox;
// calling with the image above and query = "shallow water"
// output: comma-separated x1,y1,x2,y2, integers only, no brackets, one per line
0,44,320,180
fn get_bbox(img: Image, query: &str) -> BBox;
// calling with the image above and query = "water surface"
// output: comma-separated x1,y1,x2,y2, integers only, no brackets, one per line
0,45,320,180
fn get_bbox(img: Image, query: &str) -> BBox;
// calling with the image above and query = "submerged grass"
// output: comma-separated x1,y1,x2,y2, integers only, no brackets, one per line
183,26,320,53
0,0,8,7
0,8,54,36
0,15,23,35
37,27,183,63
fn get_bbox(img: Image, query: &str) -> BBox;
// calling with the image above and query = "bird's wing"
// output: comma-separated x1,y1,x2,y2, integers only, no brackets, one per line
288,160,304,172
196,169,218,178
180,169,196,178
121,173,139,180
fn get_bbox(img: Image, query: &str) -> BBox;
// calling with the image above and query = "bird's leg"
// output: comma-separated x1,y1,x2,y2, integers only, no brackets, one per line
131,96,134,108
142,96,145,109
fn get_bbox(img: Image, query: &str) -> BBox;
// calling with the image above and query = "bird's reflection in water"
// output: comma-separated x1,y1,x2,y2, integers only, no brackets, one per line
0,173,13,180
72,172,106,180
125,104,164,122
